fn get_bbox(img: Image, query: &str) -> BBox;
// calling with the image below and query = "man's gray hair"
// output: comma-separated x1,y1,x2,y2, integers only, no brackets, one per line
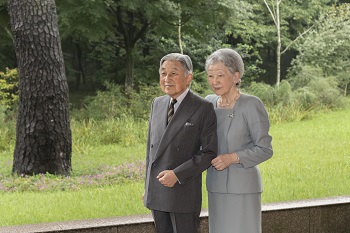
160,53,193,76
205,48,244,79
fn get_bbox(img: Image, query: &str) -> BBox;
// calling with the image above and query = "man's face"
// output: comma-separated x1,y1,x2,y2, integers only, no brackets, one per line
159,60,192,99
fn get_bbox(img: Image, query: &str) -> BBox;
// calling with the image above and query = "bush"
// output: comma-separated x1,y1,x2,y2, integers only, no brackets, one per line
72,82,162,121
307,77,344,108
0,104,16,152
244,80,292,107
71,117,148,149
244,78,348,123
0,68,19,110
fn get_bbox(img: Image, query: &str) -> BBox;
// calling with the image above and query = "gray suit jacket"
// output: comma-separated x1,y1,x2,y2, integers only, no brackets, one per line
206,94,273,194
144,91,217,213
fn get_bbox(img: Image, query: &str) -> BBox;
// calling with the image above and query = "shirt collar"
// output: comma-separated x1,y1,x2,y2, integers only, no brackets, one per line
170,88,189,112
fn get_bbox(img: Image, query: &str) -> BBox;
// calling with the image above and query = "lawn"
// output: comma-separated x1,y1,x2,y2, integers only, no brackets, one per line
0,109,349,227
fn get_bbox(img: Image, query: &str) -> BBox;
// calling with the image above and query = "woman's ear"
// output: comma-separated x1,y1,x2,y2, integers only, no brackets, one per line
233,71,240,83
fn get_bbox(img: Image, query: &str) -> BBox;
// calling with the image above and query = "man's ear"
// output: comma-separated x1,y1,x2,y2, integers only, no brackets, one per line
186,73,193,86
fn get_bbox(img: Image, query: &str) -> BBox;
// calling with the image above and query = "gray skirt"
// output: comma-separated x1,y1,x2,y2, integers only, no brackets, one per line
208,192,262,233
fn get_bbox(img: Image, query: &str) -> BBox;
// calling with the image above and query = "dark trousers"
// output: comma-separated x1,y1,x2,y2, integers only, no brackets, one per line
151,210,200,233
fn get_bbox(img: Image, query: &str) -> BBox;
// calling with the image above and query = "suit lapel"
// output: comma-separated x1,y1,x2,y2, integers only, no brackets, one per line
154,96,169,130
154,91,199,161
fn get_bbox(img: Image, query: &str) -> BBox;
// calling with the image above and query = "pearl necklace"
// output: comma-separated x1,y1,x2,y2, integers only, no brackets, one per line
218,91,241,109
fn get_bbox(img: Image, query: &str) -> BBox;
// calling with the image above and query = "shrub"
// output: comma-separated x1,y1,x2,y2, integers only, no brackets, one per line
70,117,148,149
73,82,162,121
244,78,348,123
0,104,16,151
307,77,344,108
0,68,19,110
244,80,292,108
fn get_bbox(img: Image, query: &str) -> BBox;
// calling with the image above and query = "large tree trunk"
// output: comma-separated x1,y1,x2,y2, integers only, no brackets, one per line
8,0,72,176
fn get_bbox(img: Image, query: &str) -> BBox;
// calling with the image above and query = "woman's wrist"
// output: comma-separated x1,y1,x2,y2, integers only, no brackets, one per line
233,153,240,164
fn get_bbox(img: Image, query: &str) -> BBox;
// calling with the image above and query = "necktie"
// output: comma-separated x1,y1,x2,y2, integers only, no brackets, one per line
167,99,177,124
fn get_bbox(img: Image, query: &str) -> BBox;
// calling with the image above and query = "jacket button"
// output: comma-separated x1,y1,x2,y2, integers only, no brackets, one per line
150,144,154,148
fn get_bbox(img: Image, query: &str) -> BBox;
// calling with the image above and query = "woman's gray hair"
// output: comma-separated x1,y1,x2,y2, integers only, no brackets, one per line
159,53,193,76
205,48,244,79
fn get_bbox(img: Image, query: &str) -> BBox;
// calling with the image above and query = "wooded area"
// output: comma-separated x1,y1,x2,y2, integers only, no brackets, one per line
0,0,349,175
1,0,349,91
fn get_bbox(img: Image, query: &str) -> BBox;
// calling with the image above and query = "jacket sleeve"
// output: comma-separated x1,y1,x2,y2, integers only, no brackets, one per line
236,97,273,168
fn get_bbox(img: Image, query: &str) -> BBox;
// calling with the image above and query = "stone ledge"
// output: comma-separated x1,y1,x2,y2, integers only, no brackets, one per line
0,196,349,233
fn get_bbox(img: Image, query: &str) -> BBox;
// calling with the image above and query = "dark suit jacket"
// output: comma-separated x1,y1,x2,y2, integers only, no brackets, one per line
144,90,217,213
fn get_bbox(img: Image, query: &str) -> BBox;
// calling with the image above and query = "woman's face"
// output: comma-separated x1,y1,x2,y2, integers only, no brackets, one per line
207,62,239,96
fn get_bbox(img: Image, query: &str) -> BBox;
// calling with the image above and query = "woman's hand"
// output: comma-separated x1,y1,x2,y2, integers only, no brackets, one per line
211,153,238,171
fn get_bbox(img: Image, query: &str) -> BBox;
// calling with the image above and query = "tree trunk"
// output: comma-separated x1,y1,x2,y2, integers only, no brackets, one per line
73,43,85,90
276,0,281,86
8,0,72,176
124,46,134,92
178,17,183,54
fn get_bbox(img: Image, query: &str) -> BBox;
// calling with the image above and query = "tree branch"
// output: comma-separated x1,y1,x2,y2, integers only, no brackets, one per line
264,0,277,26
281,25,314,54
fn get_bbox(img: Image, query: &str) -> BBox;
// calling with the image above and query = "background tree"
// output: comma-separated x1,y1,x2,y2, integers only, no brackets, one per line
288,3,350,96
7,0,72,176
262,0,337,86
56,0,113,91
0,0,16,70
1,0,347,96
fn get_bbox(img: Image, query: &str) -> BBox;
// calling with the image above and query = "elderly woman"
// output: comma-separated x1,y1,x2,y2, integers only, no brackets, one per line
205,48,273,233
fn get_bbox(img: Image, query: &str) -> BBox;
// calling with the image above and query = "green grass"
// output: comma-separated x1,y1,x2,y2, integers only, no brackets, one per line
0,182,145,226
71,143,145,176
260,109,350,203
0,109,349,227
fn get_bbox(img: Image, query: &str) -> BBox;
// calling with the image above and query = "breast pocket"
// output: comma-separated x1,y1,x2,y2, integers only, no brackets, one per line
184,122,194,132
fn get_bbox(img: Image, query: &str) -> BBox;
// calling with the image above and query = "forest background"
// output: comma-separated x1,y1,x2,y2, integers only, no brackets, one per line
0,0,349,227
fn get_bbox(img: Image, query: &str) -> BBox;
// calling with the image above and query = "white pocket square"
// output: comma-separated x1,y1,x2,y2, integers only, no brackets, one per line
185,122,193,126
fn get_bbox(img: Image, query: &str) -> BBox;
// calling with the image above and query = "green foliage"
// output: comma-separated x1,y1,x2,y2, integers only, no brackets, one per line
57,0,112,42
306,77,346,108
1,0,344,91
245,80,292,107
70,117,148,150
0,68,18,110
190,70,212,97
0,105,15,152
236,43,264,85
0,3,15,70
244,78,348,123
288,65,324,89
74,82,162,121
289,4,350,95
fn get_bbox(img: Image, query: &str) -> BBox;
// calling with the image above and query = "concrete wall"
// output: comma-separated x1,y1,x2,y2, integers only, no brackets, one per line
1,196,349,233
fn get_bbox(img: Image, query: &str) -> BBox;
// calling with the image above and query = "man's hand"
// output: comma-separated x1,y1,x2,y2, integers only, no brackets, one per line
157,170,178,187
